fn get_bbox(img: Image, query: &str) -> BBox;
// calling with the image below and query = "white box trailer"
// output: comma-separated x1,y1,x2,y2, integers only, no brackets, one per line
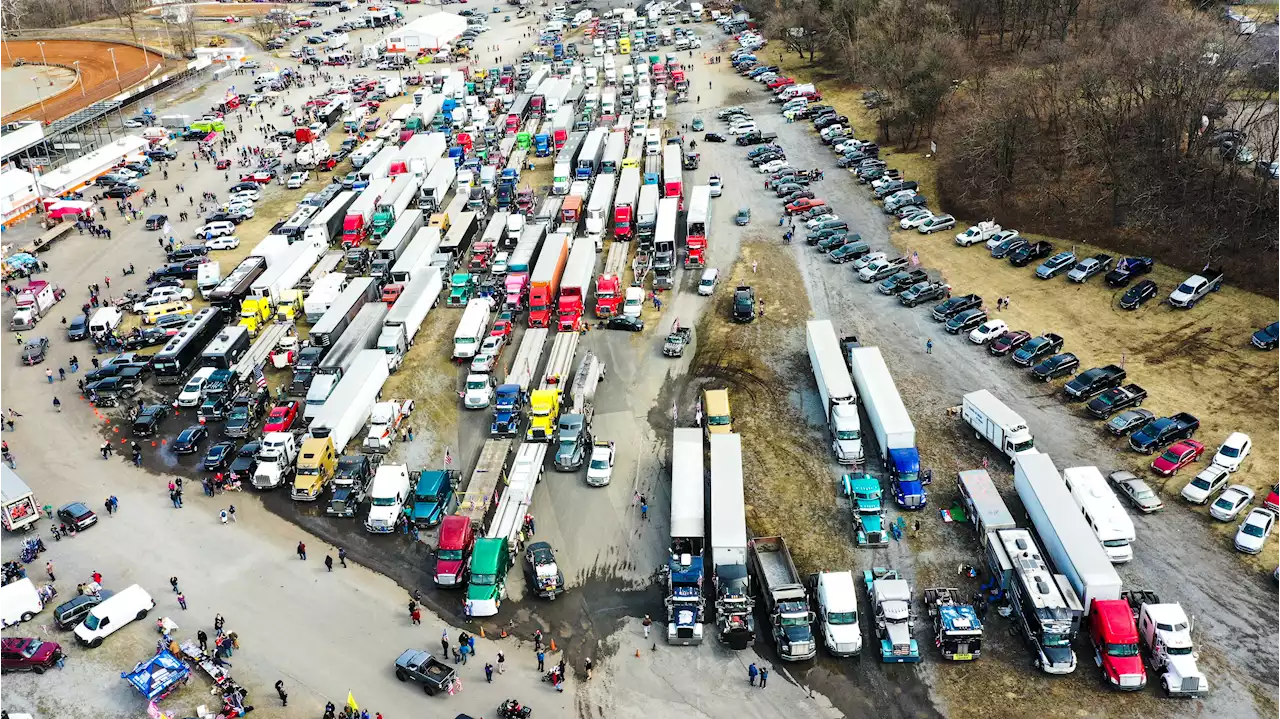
309,350,389,454
249,242,321,304
378,268,444,370
400,132,447,178
962,390,1038,463
506,328,548,394
709,433,747,569
304,191,358,247
1013,453,1121,614
847,346,924,508
1,465,39,533
304,273,346,323
671,428,705,543
418,160,456,213
452,298,493,360
310,276,376,347
584,173,616,242
956,469,1016,538
805,320,863,465
390,227,443,284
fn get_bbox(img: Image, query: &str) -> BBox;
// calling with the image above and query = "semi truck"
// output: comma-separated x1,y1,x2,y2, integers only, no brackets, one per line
748,536,816,661
527,232,570,327
1131,595,1209,697
418,160,457,214
636,184,659,243
554,351,604,472
492,328,548,437
304,191,357,247
451,298,493,361
583,173,616,247
806,320,863,465
304,273,346,323
684,185,710,267
922,587,983,660
1014,453,1121,614
612,166,641,240
371,209,426,280
370,174,423,240
310,276,377,347
342,177,393,247
364,464,411,533
593,242,630,318
864,568,921,662
811,570,862,657
390,227,444,284
709,432,754,649
555,237,597,332
378,268,443,371
397,132,447,178
667,428,706,645
526,331,578,441
847,347,926,509
294,350,389,501
962,390,1038,463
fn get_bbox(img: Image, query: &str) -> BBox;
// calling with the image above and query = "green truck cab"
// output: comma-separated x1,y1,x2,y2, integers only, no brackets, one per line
465,537,510,618
446,272,476,307
408,470,459,528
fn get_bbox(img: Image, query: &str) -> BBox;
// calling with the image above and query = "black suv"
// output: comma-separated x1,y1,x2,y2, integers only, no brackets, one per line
732,285,756,322
132,404,169,437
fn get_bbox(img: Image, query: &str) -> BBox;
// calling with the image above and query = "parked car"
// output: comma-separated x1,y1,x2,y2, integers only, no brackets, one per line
56,502,98,531
1105,257,1155,287
1030,352,1079,381
968,319,1008,344
1035,251,1077,278
1209,484,1255,522
988,329,1031,356
1009,241,1053,267
945,308,989,335
202,441,236,471
931,294,982,321
1180,463,1230,504
1233,508,1275,554
1151,439,1205,476
917,214,956,234
1,638,63,674
1251,321,1279,350
1212,432,1251,472
20,337,49,365
173,425,208,454
1106,408,1156,436
990,236,1028,259
1107,471,1164,513
1118,279,1158,310
732,285,757,322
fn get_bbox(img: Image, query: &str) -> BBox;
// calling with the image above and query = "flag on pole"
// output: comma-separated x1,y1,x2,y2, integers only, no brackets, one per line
162,221,172,235
347,691,359,712
253,363,268,390
444,446,452,466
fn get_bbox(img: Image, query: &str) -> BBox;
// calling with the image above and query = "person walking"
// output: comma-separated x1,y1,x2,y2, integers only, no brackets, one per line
484,663,494,683
584,657,594,680
925,338,933,354
297,541,307,560
537,649,545,672
52,397,61,412
641,500,648,520
642,614,652,639
214,613,225,636
275,680,288,707
748,662,758,686
227,505,236,522
46,560,55,581
170,576,180,593
338,546,347,567
325,554,334,572
220,509,229,524
759,667,769,688
197,630,209,652
497,650,505,674
46,368,53,384
411,608,422,625
441,632,450,656
177,592,187,610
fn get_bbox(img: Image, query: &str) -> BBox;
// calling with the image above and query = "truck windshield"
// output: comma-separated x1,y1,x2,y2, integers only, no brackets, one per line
467,379,487,390
371,496,398,506
1106,642,1140,657
1042,632,1071,647
836,429,860,441
828,611,857,625
708,414,731,427
1102,538,1131,548
1012,438,1035,453
780,615,809,627
472,573,496,585
1166,644,1193,656
416,492,439,503
438,548,463,561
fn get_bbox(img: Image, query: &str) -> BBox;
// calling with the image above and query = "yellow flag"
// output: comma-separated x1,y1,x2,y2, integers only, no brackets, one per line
347,691,359,712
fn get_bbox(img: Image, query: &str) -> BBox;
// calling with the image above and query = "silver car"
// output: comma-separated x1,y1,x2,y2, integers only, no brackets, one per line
1108,470,1164,513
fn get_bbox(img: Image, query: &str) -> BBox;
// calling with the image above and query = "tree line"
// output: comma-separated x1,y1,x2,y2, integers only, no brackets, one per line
745,0,1279,294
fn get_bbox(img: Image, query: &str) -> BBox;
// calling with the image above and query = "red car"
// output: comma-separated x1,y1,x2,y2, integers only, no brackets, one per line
1265,484,1278,512
264,401,300,433
215,159,231,170
1151,439,1205,476
490,318,513,339
988,330,1031,356
767,77,795,90
2,638,63,674
785,198,825,215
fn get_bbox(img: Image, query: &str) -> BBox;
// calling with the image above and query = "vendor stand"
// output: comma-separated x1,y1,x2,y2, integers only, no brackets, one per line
122,650,191,702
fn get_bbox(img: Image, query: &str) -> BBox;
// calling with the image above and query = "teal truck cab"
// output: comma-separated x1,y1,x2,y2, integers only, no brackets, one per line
408,470,459,528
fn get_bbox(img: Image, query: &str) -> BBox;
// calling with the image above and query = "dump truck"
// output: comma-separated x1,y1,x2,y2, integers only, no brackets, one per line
748,536,816,661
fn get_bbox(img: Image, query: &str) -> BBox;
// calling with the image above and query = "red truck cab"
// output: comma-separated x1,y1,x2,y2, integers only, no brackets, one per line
1088,599,1147,691
594,273,622,317
382,283,405,305
469,242,495,272
433,515,475,587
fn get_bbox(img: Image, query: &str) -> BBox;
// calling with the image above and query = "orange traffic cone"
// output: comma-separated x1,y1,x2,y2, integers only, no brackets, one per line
549,639,557,652
635,649,640,658
500,627,508,638
479,625,486,638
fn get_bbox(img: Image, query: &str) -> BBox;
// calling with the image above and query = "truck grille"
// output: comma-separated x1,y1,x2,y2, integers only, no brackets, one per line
1119,674,1143,688
903,494,923,508
1179,677,1201,694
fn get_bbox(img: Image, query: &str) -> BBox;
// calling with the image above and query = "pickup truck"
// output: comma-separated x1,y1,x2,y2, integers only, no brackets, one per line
1087,383,1147,418
663,327,693,357
1063,364,1127,400
930,294,981,321
1167,269,1223,309
878,269,928,295
1129,412,1199,454
1011,332,1065,366
858,256,909,282
1104,257,1154,287
898,281,949,308
393,649,457,696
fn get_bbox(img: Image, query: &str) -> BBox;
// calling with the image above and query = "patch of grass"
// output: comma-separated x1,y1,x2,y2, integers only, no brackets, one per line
690,239,857,575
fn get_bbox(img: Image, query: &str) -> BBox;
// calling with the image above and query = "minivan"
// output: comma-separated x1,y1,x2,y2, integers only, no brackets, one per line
698,268,720,296
74,584,155,647
703,389,733,435
53,590,115,630
88,307,123,336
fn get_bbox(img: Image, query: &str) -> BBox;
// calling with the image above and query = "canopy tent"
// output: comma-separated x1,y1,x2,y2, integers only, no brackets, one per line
385,12,467,54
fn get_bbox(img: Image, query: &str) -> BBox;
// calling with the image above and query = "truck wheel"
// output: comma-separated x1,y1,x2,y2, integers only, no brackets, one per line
424,683,436,696
20,611,34,622
136,609,149,620
90,637,103,648
396,669,408,682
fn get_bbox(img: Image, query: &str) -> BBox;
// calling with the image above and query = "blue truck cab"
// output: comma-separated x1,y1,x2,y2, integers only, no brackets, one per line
553,43,565,60
448,147,465,167
491,384,523,436
887,447,927,509
408,469,459,528
643,171,659,186
534,134,551,157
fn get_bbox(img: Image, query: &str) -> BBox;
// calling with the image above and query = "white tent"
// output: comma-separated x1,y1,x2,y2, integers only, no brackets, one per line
385,12,467,54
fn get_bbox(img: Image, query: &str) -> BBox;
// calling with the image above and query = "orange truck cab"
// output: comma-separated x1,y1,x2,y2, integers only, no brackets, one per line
433,515,475,587
382,283,405,305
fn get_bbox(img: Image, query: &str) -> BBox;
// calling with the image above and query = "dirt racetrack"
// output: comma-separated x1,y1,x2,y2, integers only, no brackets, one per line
0,40,177,124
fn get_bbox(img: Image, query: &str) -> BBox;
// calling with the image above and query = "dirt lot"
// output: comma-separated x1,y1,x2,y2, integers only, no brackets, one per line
142,2,286,18
1,40,176,123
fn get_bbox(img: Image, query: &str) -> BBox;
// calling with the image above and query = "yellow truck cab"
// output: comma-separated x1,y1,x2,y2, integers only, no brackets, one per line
429,212,452,233
239,297,274,336
293,436,337,500
276,289,303,321
703,389,733,435
526,388,560,441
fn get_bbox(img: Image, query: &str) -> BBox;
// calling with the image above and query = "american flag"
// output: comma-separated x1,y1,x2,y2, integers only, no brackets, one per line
253,364,268,390
444,446,452,466
910,251,920,267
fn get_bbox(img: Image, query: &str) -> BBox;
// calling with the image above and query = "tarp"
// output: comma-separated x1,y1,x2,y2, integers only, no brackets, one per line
122,650,191,700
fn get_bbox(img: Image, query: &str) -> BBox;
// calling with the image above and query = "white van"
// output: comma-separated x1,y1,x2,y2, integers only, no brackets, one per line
74,584,155,647
89,306,123,337
623,286,645,317
177,367,217,407
645,129,662,155
0,578,45,627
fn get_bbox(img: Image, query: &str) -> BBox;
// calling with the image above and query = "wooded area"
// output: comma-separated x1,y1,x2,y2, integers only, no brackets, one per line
746,0,1279,293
